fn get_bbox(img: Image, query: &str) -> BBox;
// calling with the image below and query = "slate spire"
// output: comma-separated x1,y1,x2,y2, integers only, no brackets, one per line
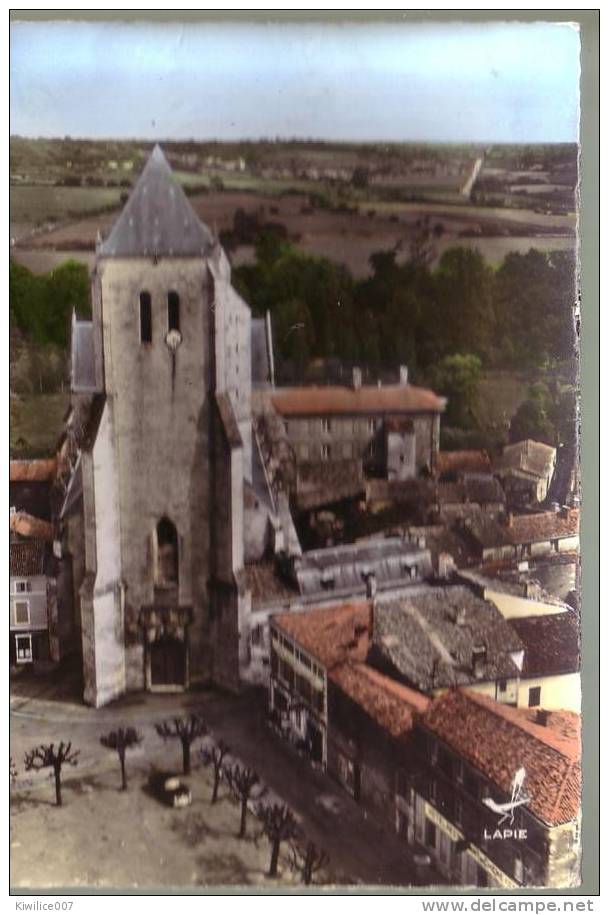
98,144,213,257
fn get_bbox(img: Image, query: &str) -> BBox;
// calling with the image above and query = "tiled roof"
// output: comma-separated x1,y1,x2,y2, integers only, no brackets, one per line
507,510,579,545
371,585,523,691
437,476,505,506
9,512,54,542
422,689,581,826
464,509,579,549
98,145,214,257
330,661,430,740
272,383,446,417
496,440,556,480
509,612,580,676
10,539,47,576
272,600,372,669
10,459,57,482
436,450,491,477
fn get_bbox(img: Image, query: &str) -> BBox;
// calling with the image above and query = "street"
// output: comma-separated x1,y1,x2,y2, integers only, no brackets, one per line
10,665,433,889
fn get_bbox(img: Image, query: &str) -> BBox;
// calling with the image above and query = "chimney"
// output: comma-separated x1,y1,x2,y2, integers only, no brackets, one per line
472,644,487,679
437,552,455,579
364,571,377,599
352,366,362,390
536,709,550,727
399,365,409,386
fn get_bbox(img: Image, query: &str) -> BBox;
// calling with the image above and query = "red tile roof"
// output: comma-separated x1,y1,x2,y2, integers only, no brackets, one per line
510,612,580,676
436,451,491,476
272,383,446,417
10,540,47,576
330,661,430,740
10,459,57,482
9,512,54,541
422,689,581,827
506,510,579,545
272,601,371,669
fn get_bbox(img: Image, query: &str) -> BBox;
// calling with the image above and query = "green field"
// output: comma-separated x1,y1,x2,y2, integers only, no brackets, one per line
10,392,69,457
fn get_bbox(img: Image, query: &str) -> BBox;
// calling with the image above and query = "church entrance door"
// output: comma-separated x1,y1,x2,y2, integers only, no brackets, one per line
150,635,186,688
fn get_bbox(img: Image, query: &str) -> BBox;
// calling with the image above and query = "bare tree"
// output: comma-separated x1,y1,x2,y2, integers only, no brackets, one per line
199,739,230,803
24,742,79,806
289,839,330,885
155,714,207,775
224,763,267,838
100,727,143,790
257,801,299,877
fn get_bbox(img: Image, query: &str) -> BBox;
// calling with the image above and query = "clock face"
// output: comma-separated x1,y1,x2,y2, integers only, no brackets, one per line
165,329,182,352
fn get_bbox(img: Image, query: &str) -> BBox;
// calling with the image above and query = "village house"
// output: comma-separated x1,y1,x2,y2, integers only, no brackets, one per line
494,439,557,507
460,508,579,564
268,600,372,765
508,611,581,712
397,689,581,888
368,585,525,706
270,366,445,478
242,535,432,684
9,539,58,665
435,450,491,481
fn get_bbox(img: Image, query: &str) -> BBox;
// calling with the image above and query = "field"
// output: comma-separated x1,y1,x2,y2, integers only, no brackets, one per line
10,393,69,457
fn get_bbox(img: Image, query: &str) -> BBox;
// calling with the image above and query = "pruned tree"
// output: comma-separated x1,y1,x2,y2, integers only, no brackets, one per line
224,763,267,838
199,739,231,804
257,801,299,878
100,727,143,790
155,714,207,775
24,742,79,806
289,839,330,885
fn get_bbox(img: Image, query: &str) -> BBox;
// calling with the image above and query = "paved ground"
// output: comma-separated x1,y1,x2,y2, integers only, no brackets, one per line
10,665,442,890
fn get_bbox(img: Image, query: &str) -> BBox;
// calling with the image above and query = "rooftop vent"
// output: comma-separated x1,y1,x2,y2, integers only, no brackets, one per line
472,644,487,679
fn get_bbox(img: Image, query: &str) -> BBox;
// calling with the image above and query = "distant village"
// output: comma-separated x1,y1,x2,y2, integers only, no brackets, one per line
10,147,581,889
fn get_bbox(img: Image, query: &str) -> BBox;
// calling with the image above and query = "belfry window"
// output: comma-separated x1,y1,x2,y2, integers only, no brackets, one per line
140,292,152,342
155,517,178,587
168,291,180,333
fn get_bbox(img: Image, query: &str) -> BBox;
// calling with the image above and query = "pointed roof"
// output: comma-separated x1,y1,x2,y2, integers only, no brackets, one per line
98,145,214,257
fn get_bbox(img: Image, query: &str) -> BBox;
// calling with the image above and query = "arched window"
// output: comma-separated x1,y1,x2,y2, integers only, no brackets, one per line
155,517,178,587
140,291,152,343
167,291,180,332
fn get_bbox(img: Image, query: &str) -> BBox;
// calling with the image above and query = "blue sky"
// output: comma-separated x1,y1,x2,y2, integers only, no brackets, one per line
10,20,580,142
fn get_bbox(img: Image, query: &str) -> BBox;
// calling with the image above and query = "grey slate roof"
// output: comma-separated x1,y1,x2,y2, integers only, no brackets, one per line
98,145,214,257
370,584,523,691
251,318,272,386
71,319,98,393
295,537,433,597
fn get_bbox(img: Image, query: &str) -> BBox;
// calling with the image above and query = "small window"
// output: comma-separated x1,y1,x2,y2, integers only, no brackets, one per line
168,291,180,332
320,418,331,434
140,292,152,342
528,686,542,708
155,517,178,586
14,601,30,625
15,581,31,594
321,444,330,461
15,634,33,663
368,418,376,434
498,679,508,693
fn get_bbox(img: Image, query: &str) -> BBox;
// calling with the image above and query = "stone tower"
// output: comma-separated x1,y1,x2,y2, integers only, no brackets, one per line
72,146,252,706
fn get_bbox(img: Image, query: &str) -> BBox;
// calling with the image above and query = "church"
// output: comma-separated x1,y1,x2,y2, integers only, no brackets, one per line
61,146,263,707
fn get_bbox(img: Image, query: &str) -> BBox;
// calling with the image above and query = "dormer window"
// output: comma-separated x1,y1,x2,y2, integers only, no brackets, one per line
140,292,152,342
168,291,180,333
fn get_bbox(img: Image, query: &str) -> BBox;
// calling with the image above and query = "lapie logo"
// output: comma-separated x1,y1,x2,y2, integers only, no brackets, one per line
482,766,529,840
